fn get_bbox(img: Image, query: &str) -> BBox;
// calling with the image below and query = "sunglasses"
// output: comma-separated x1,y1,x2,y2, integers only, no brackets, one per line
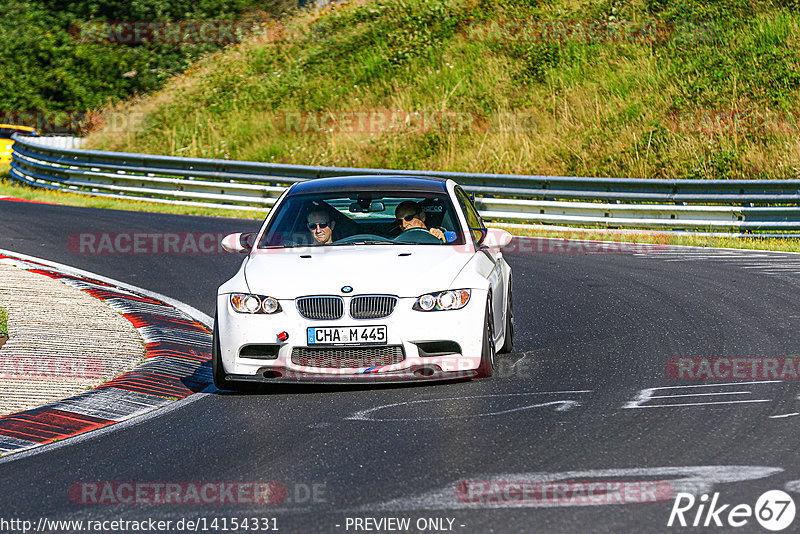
307,222,330,230
398,213,420,222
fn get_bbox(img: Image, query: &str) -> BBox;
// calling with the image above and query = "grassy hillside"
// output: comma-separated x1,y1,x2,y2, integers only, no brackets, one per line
85,0,800,180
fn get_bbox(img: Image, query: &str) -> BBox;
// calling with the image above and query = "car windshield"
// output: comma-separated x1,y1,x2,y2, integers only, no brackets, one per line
0,127,37,138
258,191,466,248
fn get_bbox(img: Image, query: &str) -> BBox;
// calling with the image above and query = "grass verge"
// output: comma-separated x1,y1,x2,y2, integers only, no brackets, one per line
504,226,800,253
0,305,8,337
84,0,800,181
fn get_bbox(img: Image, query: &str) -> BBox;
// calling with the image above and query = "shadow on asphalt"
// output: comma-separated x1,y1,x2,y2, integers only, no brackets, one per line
211,377,477,396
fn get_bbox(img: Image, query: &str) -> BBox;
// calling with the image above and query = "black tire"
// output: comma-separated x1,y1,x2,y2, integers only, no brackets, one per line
498,277,514,354
212,315,259,393
211,314,230,390
475,299,496,378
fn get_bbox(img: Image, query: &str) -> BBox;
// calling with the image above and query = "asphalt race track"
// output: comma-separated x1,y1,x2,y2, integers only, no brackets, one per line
2,199,800,533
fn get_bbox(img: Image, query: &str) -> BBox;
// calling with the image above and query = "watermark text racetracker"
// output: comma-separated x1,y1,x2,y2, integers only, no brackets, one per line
69,20,272,44
504,237,666,254
0,355,103,381
69,481,326,505
669,110,800,135
268,110,538,135
68,232,231,255
463,19,714,44
0,109,538,136
667,356,800,380
457,480,674,505
68,232,666,255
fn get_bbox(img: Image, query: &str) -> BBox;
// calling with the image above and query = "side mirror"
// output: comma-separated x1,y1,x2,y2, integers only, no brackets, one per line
221,232,256,254
477,228,513,250
471,227,487,246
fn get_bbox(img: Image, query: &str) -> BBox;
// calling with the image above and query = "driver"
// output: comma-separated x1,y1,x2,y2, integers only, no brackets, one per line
394,201,446,243
307,208,335,245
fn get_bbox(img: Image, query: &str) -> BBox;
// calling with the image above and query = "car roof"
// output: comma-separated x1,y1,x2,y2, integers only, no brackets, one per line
287,175,449,196
0,124,37,132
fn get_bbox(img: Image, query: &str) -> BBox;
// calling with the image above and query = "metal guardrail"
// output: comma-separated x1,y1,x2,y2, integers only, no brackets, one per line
9,133,800,231
21,135,86,150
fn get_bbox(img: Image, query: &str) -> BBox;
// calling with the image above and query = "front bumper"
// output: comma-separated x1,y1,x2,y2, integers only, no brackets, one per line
216,292,486,383
226,368,478,384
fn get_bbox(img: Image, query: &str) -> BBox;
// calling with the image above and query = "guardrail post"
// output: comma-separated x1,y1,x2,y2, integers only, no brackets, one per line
9,133,800,232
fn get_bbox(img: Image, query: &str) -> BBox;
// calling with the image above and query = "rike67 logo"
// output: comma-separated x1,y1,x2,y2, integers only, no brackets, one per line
668,490,795,531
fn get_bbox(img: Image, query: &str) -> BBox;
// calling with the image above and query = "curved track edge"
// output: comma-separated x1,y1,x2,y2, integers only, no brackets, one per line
0,250,212,457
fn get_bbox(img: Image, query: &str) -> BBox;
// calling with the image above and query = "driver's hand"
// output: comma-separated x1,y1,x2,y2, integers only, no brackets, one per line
429,228,446,242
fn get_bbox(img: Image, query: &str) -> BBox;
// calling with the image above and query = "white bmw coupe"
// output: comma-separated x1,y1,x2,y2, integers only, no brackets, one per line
213,175,513,389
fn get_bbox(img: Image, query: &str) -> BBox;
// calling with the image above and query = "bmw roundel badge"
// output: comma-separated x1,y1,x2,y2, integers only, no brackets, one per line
341,285,353,293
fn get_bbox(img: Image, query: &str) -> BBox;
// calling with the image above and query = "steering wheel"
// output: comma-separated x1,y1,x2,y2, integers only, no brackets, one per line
394,228,442,244
334,233,394,244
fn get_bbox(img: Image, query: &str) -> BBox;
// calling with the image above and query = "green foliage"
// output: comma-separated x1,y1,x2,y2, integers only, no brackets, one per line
294,0,469,86
503,41,561,83
381,0,465,66
666,14,800,109
0,306,7,336
0,0,295,118
83,0,800,182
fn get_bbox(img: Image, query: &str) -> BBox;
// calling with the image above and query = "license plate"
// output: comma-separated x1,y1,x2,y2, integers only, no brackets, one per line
307,325,387,345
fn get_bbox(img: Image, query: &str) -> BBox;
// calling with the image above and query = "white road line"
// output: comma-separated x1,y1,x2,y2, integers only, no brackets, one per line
660,253,762,257
625,400,771,408
347,391,592,422
717,258,800,265
643,254,792,260
649,391,752,399
639,381,782,389
661,258,731,262
658,254,736,257
623,381,781,409
660,258,788,263
740,264,800,269
509,353,533,367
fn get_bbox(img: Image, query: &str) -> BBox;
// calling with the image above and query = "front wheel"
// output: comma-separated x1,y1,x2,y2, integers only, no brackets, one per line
211,314,230,390
212,315,260,393
475,299,496,378
498,277,514,354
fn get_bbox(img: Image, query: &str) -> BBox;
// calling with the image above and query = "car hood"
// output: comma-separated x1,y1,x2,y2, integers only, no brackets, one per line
243,245,474,299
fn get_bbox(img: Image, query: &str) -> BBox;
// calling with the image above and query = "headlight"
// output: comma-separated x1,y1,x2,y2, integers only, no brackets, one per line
413,289,470,311
230,293,282,314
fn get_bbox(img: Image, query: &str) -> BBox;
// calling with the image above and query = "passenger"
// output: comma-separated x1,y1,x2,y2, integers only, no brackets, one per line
307,209,335,245
394,201,446,243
